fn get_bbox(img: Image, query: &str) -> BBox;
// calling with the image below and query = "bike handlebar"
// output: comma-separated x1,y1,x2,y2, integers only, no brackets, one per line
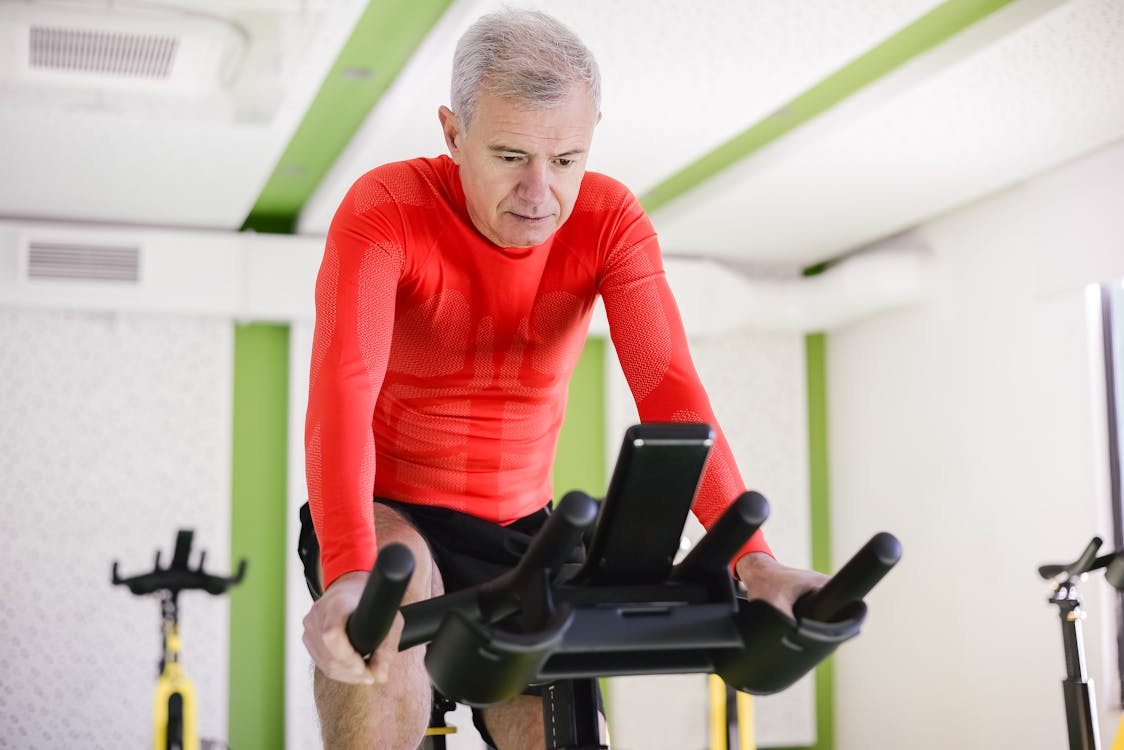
793,531,902,623
1038,537,1105,581
111,529,247,597
1038,537,1124,593
671,490,770,581
349,491,600,656
346,543,416,659
344,504,899,664
476,490,598,615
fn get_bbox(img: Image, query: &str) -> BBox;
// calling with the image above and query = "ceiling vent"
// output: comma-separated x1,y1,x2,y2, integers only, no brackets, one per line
26,240,141,283
29,25,178,79
0,3,248,97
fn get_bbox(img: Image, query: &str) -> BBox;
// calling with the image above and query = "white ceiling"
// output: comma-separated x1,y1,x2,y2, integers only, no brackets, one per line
654,0,1124,266
1,0,1122,271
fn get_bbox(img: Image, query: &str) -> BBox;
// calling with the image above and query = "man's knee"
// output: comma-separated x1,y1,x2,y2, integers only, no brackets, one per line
371,502,444,603
309,501,444,603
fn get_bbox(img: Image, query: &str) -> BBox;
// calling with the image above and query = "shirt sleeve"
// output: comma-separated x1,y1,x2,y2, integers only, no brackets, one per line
305,174,406,589
597,190,773,564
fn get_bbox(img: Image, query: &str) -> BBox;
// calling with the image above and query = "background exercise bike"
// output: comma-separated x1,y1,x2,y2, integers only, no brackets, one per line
341,423,901,750
1040,537,1124,750
113,529,246,750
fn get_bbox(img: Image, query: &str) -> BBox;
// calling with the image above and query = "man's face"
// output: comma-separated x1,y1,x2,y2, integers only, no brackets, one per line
439,86,598,248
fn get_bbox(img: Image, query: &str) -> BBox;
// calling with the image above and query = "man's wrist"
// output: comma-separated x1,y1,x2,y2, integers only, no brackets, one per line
733,550,776,581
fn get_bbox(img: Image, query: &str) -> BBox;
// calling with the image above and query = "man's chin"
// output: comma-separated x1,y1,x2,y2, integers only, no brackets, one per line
495,216,560,248
497,238,542,250
496,229,553,249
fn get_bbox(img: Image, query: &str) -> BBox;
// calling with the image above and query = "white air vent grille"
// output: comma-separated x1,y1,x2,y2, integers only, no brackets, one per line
29,26,178,78
27,241,141,283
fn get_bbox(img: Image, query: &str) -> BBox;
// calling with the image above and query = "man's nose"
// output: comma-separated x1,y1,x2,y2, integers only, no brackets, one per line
516,162,550,205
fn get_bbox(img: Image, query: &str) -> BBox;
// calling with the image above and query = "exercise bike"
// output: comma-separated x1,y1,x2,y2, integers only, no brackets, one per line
112,529,247,750
346,423,901,750
1040,537,1124,750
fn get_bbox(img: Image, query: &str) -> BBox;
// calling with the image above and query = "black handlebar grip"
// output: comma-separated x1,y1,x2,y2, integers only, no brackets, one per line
346,543,415,659
1105,551,1124,592
477,490,599,620
671,491,770,581
517,491,599,575
793,531,901,623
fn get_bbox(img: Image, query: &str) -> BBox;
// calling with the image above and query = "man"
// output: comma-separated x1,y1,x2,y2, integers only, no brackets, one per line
301,9,825,749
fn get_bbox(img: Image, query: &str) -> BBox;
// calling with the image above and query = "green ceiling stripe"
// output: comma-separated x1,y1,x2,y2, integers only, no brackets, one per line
244,0,454,233
640,0,1016,214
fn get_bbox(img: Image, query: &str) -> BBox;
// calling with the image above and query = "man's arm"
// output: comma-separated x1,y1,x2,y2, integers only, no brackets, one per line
305,180,405,590
596,190,824,613
303,175,406,682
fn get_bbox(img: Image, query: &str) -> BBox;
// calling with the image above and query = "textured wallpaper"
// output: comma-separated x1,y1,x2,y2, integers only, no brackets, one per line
0,309,232,748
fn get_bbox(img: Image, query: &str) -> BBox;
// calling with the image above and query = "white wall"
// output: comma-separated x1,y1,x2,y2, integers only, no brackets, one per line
828,138,1124,750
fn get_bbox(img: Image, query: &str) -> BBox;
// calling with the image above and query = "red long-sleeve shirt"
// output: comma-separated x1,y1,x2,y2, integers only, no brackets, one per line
305,155,770,588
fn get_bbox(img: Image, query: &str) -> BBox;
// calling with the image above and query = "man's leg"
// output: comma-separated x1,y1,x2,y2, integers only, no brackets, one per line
313,503,445,750
481,696,547,750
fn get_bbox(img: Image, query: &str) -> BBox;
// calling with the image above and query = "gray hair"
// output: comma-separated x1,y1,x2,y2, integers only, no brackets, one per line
451,9,601,130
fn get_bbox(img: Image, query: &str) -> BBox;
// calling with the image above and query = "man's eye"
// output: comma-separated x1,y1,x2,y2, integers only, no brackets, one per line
555,158,574,167
499,154,522,163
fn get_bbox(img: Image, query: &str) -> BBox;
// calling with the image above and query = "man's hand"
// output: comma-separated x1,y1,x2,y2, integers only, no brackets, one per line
301,570,404,685
735,552,829,618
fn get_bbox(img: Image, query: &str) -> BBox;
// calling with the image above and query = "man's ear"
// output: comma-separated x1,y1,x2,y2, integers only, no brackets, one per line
438,106,462,163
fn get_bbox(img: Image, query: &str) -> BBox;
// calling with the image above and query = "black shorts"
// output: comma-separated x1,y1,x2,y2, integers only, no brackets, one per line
297,498,596,748
298,498,579,599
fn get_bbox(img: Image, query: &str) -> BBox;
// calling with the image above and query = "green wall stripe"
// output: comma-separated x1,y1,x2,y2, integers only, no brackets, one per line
806,332,834,750
244,0,454,232
770,332,831,750
552,338,608,500
229,323,290,749
640,0,1016,214
550,338,610,719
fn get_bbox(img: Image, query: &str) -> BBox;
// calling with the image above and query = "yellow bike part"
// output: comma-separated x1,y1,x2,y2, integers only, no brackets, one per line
709,674,727,750
1111,710,1124,750
708,674,756,750
152,629,198,750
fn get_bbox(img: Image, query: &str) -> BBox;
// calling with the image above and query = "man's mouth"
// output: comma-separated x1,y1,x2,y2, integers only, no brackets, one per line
509,211,551,222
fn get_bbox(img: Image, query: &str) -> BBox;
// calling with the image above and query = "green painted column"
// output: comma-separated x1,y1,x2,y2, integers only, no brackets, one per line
772,332,832,750
551,338,611,718
229,323,290,749
806,331,835,750
552,338,608,500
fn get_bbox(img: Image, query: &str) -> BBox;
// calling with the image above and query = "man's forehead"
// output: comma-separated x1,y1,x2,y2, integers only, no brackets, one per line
472,101,595,151
484,131,590,154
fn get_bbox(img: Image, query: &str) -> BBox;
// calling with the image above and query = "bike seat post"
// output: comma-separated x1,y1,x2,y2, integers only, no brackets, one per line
543,678,604,750
1050,577,1101,750
1050,578,1089,682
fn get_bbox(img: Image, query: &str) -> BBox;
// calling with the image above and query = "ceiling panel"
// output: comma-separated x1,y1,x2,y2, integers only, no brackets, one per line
652,0,1124,267
0,0,366,228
